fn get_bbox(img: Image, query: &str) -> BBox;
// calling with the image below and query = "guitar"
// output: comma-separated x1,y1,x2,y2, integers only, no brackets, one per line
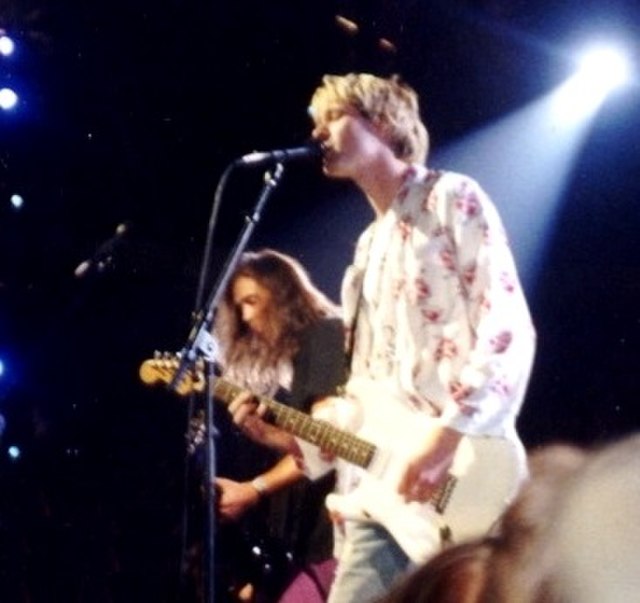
140,354,527,563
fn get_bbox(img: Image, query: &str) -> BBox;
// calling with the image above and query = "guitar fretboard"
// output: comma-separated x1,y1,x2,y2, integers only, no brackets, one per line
141,355,460,515
213,379,376,469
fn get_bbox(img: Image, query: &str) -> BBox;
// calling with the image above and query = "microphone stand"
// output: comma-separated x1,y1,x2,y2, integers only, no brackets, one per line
172,161,286,603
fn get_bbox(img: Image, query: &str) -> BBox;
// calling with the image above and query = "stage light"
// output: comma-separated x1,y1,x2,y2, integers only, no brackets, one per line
10,194,24,209
0,358,4,377
552,45,633,124
8,445,21,461
0,34,15,57
378,38,397,54
576,45,632,95
0,87,18,110
335,15,359,35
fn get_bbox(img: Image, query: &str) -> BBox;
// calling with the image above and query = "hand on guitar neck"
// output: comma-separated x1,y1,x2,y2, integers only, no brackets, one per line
228,390,299,455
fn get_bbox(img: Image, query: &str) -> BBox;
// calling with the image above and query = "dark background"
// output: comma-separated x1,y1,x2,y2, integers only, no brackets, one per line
0,0,639,600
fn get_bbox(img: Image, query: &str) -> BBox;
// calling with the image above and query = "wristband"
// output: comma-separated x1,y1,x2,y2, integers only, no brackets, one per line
251,476,268,497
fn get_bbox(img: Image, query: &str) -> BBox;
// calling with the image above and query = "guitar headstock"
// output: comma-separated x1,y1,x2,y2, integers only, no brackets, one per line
139,352,206,396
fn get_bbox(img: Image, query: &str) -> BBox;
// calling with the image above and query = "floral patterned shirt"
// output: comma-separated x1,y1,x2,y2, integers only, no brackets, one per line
342,164,536,437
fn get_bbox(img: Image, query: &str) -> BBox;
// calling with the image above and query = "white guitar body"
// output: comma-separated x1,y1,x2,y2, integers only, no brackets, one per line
138,355,527,565
316,387,528,564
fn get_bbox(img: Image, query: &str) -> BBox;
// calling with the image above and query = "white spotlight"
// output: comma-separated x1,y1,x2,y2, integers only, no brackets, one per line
576,45,632,95
0,35,15,57
10,194,24,209
552,44,633,125
0,87,18,110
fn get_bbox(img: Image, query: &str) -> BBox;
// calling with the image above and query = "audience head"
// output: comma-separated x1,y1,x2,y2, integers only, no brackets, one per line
377,433,640,603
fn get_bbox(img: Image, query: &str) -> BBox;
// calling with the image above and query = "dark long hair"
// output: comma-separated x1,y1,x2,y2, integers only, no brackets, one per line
214,249,340,392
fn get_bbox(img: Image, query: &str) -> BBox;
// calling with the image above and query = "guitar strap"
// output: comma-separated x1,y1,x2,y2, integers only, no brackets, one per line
343,167,444,386
343,225,375,385
344,279,363,381
343,215,387,385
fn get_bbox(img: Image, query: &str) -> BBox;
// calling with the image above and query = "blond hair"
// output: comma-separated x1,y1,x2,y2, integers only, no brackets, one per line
310,73,429,164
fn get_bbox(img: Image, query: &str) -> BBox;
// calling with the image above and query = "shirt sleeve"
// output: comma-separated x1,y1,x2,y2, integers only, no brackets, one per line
435,174,536,436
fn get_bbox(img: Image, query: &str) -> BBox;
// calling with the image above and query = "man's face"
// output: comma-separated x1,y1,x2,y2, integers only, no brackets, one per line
311,102,386,180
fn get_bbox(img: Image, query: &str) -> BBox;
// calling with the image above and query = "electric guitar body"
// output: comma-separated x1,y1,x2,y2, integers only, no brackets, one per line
140,355,527,563
320,381,527,563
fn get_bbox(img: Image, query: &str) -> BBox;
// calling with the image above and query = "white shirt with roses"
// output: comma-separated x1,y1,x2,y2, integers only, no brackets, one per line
341,164,536,439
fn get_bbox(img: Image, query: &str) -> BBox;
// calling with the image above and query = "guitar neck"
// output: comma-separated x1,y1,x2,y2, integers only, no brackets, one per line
213,378,376,469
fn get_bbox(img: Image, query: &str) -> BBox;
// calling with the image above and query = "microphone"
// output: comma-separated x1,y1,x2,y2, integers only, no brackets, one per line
74,221,131,278
235,141,322,166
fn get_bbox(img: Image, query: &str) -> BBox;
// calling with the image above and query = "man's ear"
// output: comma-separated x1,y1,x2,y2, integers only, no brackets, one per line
369,114,394,150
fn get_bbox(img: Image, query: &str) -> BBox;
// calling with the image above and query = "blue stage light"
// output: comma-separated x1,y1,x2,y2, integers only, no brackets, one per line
0,87,18,110
0,34,15,57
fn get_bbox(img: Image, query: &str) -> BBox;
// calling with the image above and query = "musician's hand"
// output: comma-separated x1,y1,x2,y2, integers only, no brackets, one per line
398,425,463,503
214,477,260,522
228,390,263,423
228,391,296,453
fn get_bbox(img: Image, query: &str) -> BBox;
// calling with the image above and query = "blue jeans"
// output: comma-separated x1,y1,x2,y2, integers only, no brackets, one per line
327,522,412,603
